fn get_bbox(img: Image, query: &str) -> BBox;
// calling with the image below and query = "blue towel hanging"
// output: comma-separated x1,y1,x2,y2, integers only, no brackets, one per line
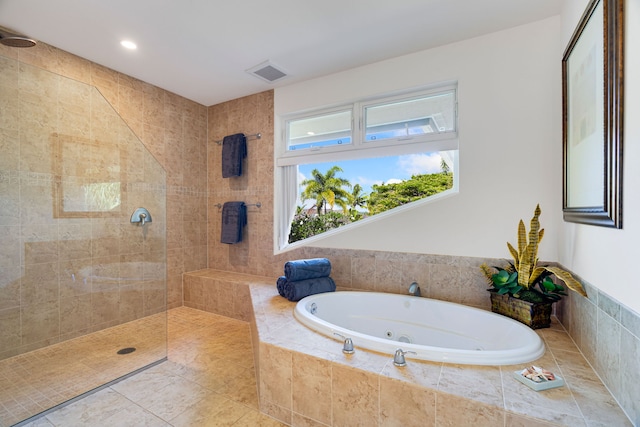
221,133,247,178
220,202,247,244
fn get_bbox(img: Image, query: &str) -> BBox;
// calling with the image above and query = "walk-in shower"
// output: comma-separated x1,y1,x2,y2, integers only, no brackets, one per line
0,48,167,426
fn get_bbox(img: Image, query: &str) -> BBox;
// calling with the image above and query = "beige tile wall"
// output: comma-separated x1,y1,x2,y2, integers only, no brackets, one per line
0,40,206,359
182,269,255,321
558,277,640,424
87,60,209,310
207,91,295,277
0,60,164,360
2,41,208,312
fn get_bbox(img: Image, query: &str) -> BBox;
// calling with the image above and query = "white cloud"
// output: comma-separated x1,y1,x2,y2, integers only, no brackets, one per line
356,176,383,186
397,153,442,176
385,178,403,185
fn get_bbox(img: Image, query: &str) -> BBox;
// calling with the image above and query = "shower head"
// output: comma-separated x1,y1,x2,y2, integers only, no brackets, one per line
0,27,36,48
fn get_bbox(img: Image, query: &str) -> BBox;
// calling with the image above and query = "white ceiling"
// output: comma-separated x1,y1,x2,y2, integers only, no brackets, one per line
0,0,561,106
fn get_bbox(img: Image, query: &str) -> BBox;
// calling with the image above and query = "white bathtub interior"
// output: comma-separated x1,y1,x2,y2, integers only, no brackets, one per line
294,291,545,365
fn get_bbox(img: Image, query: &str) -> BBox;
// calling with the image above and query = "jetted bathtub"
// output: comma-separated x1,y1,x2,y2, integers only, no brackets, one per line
294,291,545,365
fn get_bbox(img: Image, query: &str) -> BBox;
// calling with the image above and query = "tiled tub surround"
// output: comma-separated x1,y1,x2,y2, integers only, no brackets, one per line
183,269,632,426
288,247,640,425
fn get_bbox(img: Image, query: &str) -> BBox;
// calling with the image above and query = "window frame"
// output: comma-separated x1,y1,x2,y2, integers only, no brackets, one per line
278,83,457,167
275,82,459,252
285,106,354,153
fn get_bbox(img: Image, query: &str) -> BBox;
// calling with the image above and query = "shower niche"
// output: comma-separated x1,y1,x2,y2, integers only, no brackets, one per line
0,51,167,425
52,134,126,218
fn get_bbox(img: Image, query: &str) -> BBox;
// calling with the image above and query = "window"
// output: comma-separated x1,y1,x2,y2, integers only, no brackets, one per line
287,109,352,151
276,83,458,250
363,91,456,142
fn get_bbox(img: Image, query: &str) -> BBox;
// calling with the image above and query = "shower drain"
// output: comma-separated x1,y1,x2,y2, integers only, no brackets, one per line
117,347,136,355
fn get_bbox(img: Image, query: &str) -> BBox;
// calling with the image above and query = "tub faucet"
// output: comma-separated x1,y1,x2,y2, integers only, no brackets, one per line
408,282,421,297
393,348,417,367
334,332,355,354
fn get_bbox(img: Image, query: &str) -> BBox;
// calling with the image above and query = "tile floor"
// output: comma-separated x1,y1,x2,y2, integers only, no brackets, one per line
1,313,166,426
14,307,285,427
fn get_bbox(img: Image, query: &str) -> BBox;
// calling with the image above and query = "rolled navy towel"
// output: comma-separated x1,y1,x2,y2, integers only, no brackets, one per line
284,258,331,281
282,276,336,302
276,275,287,297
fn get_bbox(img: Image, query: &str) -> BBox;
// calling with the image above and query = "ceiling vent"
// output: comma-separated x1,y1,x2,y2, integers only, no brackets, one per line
246,60,288,83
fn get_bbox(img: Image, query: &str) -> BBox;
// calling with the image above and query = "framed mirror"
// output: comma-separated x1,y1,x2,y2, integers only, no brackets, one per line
562,0,623,228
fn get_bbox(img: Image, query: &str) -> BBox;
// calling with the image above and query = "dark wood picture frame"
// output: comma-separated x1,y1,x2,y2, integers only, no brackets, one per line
562,0,624,228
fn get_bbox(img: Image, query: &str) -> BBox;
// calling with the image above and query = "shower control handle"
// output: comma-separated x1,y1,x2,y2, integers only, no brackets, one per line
130,207,152,226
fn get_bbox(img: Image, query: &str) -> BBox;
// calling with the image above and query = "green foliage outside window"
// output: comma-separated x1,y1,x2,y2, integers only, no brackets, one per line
367,172,453,215
289,166,453,244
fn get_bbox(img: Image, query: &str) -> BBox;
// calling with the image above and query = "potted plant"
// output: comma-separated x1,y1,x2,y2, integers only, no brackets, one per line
480,204,587,329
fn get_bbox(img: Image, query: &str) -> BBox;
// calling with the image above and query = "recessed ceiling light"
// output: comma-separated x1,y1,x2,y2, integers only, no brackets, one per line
120,40,137,50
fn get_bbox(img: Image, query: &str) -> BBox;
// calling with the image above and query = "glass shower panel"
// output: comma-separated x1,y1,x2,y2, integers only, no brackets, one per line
0,54,167,426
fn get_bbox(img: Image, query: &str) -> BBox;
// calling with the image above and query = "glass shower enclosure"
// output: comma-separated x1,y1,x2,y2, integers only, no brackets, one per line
0,54,167,426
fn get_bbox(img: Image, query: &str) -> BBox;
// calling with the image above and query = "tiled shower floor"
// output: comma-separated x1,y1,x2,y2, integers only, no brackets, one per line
2,307,284,427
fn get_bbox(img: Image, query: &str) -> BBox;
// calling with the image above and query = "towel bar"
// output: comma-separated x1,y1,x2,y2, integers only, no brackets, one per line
215,202,261,209
215,133,261,145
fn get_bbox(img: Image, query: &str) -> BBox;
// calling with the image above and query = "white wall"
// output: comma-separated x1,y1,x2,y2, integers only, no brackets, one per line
559,0,640,313
275,17,563,261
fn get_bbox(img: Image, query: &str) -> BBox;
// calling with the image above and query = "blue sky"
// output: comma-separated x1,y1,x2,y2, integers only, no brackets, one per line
297,152,445,208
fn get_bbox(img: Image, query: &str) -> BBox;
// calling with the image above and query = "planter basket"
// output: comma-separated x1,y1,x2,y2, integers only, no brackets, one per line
490,292,552,329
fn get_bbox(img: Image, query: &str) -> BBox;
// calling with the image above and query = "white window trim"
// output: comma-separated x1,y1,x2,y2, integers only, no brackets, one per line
277,135,457,166
274,82,459,253
278,83,457,167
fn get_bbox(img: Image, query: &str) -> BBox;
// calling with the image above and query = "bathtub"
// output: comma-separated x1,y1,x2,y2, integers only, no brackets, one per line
293,291,545,365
